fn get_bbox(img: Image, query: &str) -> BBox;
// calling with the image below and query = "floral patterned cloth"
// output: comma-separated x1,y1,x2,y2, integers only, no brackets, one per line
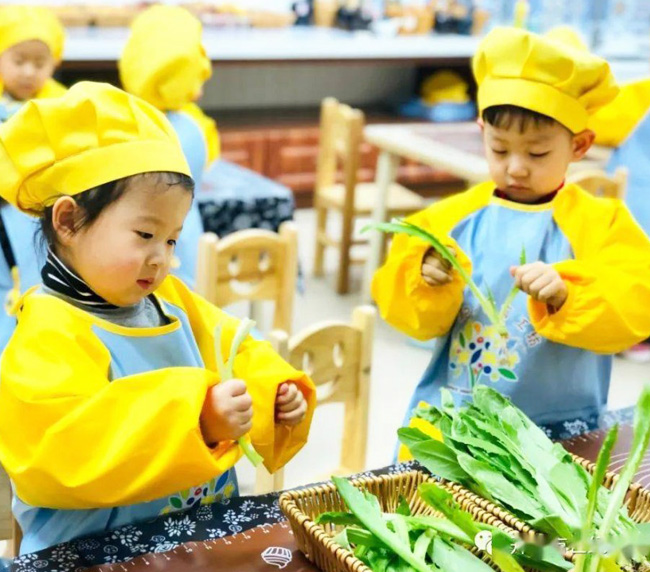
197,160,294,238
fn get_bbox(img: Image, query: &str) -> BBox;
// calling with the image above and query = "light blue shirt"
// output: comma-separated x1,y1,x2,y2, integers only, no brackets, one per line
166,111,208,289
14,297,237,554
607,110,650,237
405,198,611,428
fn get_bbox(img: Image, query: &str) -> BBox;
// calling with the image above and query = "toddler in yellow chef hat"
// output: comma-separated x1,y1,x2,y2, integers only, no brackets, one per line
0,5,67,355
0,82,315,554
0,5,66,119
118,5,220,288
375,28,650,462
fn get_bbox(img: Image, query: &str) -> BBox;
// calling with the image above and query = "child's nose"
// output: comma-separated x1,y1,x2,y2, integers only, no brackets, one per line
507,156,529,178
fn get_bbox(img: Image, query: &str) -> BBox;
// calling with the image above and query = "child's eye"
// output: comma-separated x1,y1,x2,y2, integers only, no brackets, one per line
529,152,550,158
491,149,507,155
136,231,153,240
167,239,177,247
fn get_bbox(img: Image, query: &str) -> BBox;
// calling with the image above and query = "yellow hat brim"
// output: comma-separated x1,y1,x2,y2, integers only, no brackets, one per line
478,77,589,133
18,139,190,216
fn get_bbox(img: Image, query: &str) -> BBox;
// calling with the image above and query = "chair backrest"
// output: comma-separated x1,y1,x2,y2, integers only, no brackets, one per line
196,221,298,333
269,305,375,473
0,463,19,557
315,97,365,210
568,167,628,200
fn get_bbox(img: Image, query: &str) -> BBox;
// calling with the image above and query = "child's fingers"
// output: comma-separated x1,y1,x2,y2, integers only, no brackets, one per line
226,378,248,397
232,392,253,412
276,393,304,413
277,399,308,425
276,383,298,404
538,281,564,304
528,273,555,298
236,420,253,436
422,265,451,284
277,382,289,395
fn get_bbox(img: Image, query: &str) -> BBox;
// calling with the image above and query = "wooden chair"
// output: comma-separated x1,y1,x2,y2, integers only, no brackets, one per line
196,221,298,334
313,97,425,294
255,305,376,493
0,464,20,557
568,167,628,200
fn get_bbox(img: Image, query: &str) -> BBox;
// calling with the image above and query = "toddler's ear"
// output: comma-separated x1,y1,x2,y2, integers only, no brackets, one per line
51,196,81,245
571,129,596,161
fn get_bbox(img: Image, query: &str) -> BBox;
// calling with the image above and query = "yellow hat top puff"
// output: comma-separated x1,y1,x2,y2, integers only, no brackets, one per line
0,5,65,61
119,5,211,112
0,82,191,216
473,27,619,132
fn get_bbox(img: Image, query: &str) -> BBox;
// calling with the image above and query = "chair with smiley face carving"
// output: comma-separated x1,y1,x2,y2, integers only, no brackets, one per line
196,221,298,334
254,305,376,493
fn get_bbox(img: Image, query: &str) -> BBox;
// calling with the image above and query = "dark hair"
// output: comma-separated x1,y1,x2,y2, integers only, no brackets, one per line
39,171,194,248
482,105,566,133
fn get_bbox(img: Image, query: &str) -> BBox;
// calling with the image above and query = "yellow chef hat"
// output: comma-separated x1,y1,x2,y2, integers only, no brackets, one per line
473,27,618,133
119,5,211,112
421,70,470,105
0,82,191,216
545,25,588,52
0,6,65,61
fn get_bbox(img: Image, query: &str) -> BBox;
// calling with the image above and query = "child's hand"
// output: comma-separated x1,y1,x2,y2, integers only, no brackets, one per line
421,247,455,287
275,382,307,427
511,262,568,310
201,379,253,445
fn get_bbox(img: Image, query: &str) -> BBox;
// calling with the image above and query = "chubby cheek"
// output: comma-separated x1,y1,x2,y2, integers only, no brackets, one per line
487,159,508,188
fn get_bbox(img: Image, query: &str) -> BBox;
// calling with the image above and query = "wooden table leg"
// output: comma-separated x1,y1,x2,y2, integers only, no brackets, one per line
361,150,400,303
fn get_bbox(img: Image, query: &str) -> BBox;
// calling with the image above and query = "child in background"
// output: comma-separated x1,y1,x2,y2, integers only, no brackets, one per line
119,5,220,288
373,28,650,440
0,6,67,350
0,5,66,121
0,82,315,554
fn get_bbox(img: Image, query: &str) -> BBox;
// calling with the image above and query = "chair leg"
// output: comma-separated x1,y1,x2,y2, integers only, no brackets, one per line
254,465,285,494
337,210,353,295
314,205,328,278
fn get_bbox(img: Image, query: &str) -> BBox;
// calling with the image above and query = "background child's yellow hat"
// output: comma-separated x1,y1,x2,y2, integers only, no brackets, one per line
0,82,191,216
119,5,211,112
0,5,65,61
473,27,619,133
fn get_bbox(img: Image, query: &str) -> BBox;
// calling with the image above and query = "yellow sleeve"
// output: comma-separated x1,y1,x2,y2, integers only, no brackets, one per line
371,183,492,341
157,277,316,473
529,188,650,353
589,78,650,147
181,102,221,165
36,79,67,99
0,296,237,510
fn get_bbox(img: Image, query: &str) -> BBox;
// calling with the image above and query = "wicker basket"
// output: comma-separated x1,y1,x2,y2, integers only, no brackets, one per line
442,454,650,561
279,470,521,572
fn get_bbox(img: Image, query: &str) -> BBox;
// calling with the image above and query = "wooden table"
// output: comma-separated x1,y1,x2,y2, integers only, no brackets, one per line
361,121,612,302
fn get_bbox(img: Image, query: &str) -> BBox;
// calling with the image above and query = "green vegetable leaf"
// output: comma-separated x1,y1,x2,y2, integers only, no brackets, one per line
332,476,431,572
430,536,495,572
397,431,470,483
316,511,362,527
599,387,650,541
396,496,412,517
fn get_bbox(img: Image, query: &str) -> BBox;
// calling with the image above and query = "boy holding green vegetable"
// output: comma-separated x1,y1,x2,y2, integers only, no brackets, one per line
373,27,650,438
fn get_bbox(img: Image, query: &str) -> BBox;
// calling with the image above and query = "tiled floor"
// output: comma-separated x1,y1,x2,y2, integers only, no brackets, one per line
235,207,650,493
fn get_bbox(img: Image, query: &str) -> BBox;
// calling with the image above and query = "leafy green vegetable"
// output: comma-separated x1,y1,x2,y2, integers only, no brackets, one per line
214,318,263,467
401,385,636,548
328,474,569,572
331,476,431,572
363,219,525,336
575,424,619,572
